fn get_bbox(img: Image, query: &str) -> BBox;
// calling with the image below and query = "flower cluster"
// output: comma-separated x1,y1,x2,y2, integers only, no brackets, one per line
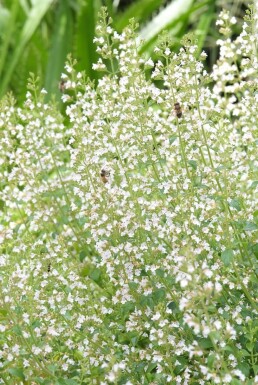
0,6,257,385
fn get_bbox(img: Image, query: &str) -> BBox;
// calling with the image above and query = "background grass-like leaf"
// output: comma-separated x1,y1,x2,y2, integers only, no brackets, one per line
0,0,54,98
74,0,101,80
44,0,73,100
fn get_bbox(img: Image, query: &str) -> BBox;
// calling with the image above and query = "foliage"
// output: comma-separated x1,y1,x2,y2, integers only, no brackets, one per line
0,0,247,103
0,4,258,385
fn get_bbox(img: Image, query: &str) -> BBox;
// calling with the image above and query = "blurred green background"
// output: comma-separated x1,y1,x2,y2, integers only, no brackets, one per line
0,0,247,104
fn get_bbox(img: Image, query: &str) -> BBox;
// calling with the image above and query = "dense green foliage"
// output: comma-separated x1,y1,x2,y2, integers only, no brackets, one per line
0,0,247,103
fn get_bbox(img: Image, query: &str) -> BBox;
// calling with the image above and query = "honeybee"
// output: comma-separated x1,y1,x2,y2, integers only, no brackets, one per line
174,102,182,118
100,169,110,184
59,80,66,93
47,263,51,272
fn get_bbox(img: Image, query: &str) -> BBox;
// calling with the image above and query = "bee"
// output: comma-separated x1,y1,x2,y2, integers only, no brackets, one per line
59,79,66,93
47,263,51,272
100,169,110,184
174,102,182,118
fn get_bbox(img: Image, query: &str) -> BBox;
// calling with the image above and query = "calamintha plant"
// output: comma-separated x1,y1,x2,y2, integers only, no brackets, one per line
0,5,257,385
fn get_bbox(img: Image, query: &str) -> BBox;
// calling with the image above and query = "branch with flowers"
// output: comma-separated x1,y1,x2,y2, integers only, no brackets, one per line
0,5,257,385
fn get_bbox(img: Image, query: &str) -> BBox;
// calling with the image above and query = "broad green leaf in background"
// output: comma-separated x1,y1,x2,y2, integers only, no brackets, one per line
45,0,73,99
0,0,54,98
114,0,164,31
194,1,215,56
74,0,102,80
139,0,194,50
0,0,19,81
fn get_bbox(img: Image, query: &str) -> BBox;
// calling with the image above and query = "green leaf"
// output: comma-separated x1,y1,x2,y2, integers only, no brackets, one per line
194,1,214,56
47,364,57,374
152,288,166,304
0,308,8,317
198,337,213,349
80,263,93,277
246,342,254,351
115,0,164,31
121,301,135,319
45,0,73,99
188,160,197,170
250,180,258,189
140,0,194,49
251,243,258,258
243,222,258,231
56,379,77,385
12,325,22,336
128,281,138,290
254,365,258,375
231,380,242,385
79,249,87,262
75,0,101,80
0,0,54,97
169,135,177,144
238,362,250,376
229,198,241,212
89,268,101,282
221,249,234,266
146,362,157,373
207,353,216,368
7,368,25,381
135,361,146,373
156,268,165,278
0,1,19,79
167,301,178,311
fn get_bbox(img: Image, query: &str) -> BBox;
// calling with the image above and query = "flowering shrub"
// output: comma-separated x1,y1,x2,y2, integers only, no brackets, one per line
0,6,258,385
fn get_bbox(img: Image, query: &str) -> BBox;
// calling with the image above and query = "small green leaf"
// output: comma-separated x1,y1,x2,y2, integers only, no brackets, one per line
128,281,138,290
254,365,258,375
169,135,178,144
7,368,25,381
229,198,241,211
12,325,22,336
89,268,101,282
152,288,166,304
251,243,258,258
80,263,93,277
56,379,77,385
167,301,177,311
47,364,57,374
0,308,8,317
207,353,216,368
246,342,254,351
198,337,213,349
121,301,135,318
79,249,87,262
135,361,146,373
250,181,258,189
231,380,242,385
221,249,234,266
156,268,165,278
244,222,258,231
188,160,197,170
238,362,250,376
146,362,157,373
31,320,41,329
